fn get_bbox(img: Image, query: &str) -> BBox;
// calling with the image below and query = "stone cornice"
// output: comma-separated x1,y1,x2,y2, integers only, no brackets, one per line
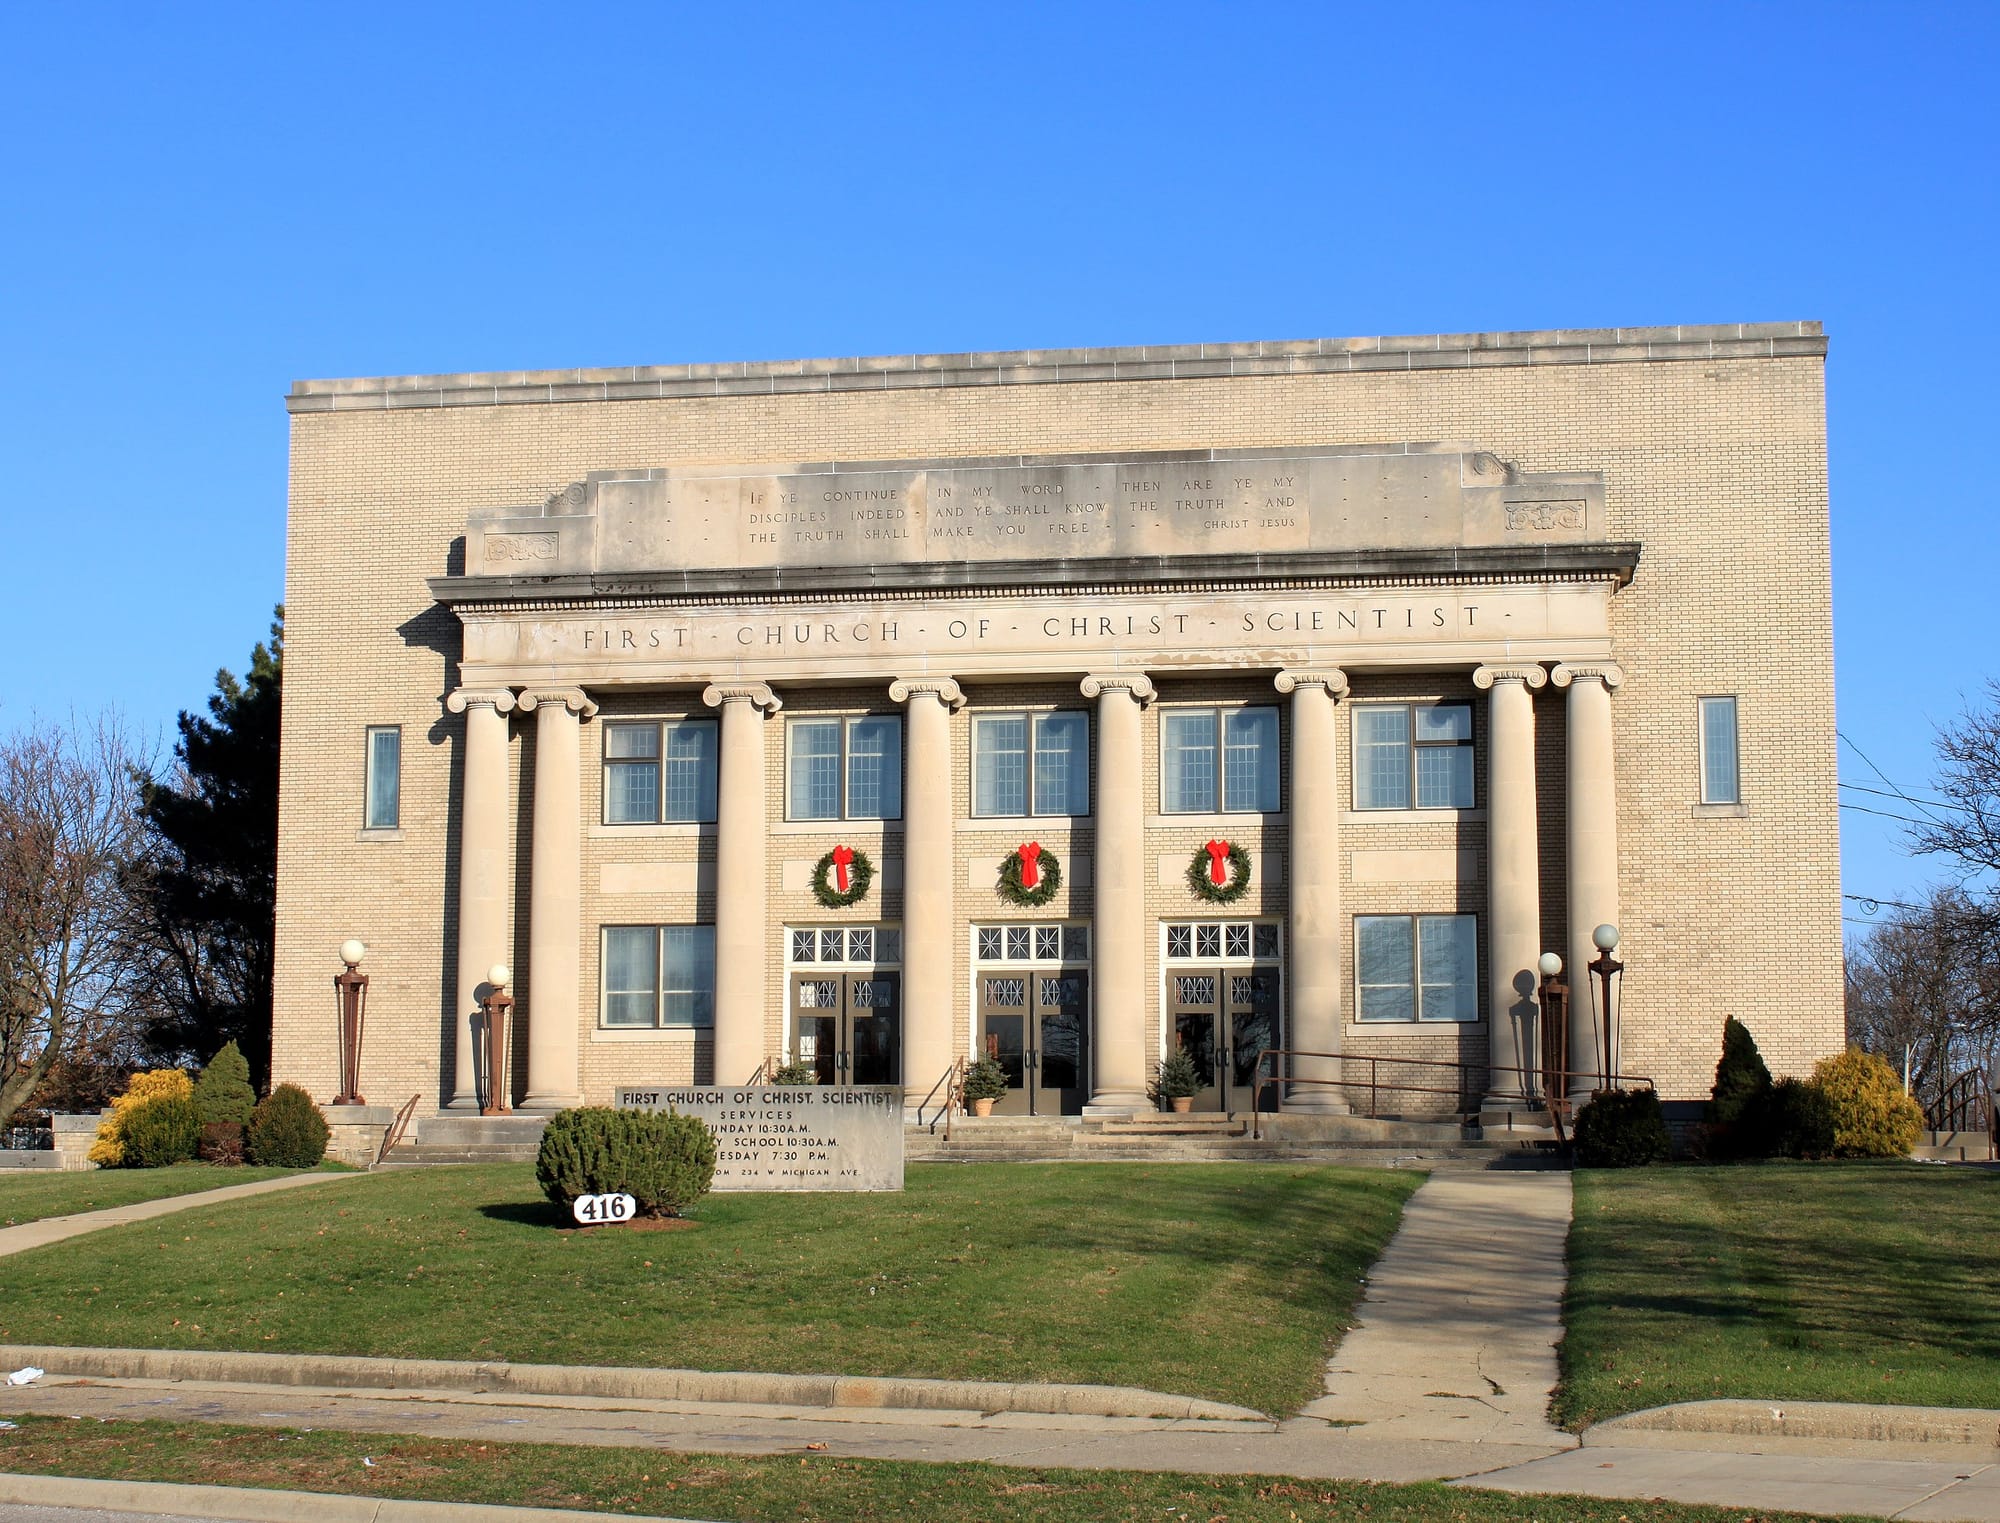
291,323,1825,413
430,543,1641,608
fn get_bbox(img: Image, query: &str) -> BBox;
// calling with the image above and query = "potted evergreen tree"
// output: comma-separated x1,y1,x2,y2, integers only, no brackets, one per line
961,1057,1008,1118
1151,1050,1202,1114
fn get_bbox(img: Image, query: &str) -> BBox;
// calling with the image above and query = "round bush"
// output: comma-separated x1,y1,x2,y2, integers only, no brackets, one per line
1573,1086,1671,1168
88,1069,195,1167
119,1093,201,1168
1753,1076,1836,1160
535,1107,716,1219
245,1082,330,1167
1812,1048,1923,1158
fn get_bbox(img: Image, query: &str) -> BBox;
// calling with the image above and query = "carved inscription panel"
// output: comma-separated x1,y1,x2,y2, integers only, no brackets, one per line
465,446,1606,578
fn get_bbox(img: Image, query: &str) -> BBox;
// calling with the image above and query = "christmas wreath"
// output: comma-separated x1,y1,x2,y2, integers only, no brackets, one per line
811,845,874,909
1186,839,1251,904
996,841,1062,908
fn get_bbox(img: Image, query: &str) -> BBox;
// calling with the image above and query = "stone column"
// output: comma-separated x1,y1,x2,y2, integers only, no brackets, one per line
1275,670,1349,1112
1472,664,1547,1110
445,687,516,1109
703,682,782,1086
889,677,965,1109
1080,673,1155,1114
518,687,597,1111
1551,663,1624,1096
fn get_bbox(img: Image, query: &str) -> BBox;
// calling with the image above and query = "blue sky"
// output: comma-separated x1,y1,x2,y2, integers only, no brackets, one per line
2,2,1994,926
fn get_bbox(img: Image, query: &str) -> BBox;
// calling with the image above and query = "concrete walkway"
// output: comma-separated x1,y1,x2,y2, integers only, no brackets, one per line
0,1174,357,1259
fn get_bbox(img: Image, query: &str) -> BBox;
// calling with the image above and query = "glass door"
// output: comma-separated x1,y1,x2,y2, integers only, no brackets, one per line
790,970,901,1087
1170,972,1224,1111
1163,921,1284,1115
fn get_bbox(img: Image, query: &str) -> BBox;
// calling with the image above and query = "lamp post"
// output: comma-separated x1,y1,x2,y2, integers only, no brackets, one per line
332,940,368,1106
1587,923,1623,1091
481,964,513,1117
1536,951,1568,1103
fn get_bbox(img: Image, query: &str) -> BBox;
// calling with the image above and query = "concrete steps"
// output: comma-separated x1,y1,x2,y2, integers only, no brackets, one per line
380,1114,548,1167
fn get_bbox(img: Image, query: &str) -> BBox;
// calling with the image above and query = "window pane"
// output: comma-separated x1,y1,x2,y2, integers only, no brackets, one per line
1166,924,1192,958
1356,916,1415,1023
973,716,1028,817
791,929,816,963
848,927,874,963
847,716,901,820
603,928,658,1027
1062,924,1090,960
1252,923,1280,959
820,929,844,962
1701,697,1740,804
1225,923,1250,958
1035,926,1061,960
789,721,841,819
1222,708,1279,812
1195,924,1221,958
605,723,660,759
1416,705,1472,742
1006,926,1031,960
1415,744,1475,810
1163,711,1217,813
365,728,400,829
876,928,902,964
662,720,717,822
605,761,660,823
1417,916,1478,1022
978,927,1002,961
1033,712,1089,815
660,926,715,1029
1354,709,1410,810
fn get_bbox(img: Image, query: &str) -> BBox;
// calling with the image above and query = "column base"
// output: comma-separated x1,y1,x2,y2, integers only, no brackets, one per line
519,1093,584,1114
443,1094,481,1112
1284,1091,1351,1115
1082,1091,1150,1117
1479,1094,1546,1124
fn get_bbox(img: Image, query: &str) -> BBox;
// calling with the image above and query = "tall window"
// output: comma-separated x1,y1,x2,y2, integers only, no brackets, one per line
1355,915,1478,1022
1353,704,1475,810
972,711,1089,816
1699,696,1740,804
788,716,902,820
1162,707,1279,813
603,719,718,824
602,926,715,1028
364,726,401,829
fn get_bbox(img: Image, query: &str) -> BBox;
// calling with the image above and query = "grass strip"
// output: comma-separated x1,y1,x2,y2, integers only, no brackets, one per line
0,1162,1415,1417
1559,1161,2000,1428
0,1413,1877,1523
0,1164,307,1228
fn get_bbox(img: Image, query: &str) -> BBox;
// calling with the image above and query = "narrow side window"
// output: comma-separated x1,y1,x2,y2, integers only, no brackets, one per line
1699,696,1740,805
364,726,401,829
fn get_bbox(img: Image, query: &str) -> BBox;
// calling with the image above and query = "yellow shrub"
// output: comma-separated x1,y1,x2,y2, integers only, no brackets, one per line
1810,1048,1924,1158
88,1070,196,1167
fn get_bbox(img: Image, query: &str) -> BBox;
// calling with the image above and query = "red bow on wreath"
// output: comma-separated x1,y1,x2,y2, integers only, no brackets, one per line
1017,842,1042,889
831,844,855,893
1204,840,1232,887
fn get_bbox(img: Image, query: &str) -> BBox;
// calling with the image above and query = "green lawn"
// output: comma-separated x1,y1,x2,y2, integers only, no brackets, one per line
0,1163,305,1227
1558,1161,2000,1428
0,1414,1879,1523
0,1162,1418,1417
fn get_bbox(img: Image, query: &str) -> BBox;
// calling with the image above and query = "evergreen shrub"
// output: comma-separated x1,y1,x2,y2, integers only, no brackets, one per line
245,1083,330,1167
535,1107,716,1218
1149,1049,1202,1104
1709,1016,1774,1156
1573,1087,1671,1168
194,1041,257,1126
88,1070,195,1167
1812,1048,1924,1158
961,1057,1009,1104
1755,1076,1836,1159
770,1061,818,1086
118,1094,202,1168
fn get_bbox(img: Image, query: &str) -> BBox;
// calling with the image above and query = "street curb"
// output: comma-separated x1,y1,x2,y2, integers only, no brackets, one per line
0,1344,1267,1423
0,1472,714,1523
1591,1398,2000,1451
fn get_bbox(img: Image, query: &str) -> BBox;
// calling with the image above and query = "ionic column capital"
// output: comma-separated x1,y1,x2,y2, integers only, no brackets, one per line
1275,669,1350,698
888,676,966,711
517,686,600,719
1550,662,1626,691
1472,664,1549,691
446,687,517,715
1080,672,1156,707
701,681,782,715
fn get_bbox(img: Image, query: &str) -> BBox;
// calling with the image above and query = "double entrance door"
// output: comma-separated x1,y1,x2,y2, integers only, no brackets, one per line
976,968,1089,1114
1170,967,1282,1112
791,971,900,1087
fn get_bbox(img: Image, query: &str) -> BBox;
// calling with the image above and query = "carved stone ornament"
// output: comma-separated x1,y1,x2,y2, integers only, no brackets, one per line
1079,673,1157,706
888,676,966,711
700,681,783,714
1550,662,1627,690
1274,669,1350,698
1471,664,1550,690
516,686,600,718
446,687,518,715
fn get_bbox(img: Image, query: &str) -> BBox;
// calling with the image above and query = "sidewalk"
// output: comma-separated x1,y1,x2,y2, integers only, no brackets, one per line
0,1174,356,1260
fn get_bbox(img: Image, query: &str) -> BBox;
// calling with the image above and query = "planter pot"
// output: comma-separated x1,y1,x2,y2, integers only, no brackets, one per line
1170,1096,1194,1114
971,1097,996,1117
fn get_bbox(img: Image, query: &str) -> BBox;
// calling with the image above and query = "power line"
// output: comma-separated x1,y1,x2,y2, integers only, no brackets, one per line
1838,732,1951,829
1839,781,1967,814
1840,800,1937,828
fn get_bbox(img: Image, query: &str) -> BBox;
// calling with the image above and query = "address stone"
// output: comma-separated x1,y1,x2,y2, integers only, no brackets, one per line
614,1086,904,1192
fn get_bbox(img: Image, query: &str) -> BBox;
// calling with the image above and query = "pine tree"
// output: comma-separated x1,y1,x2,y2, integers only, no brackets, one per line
1711,1015,1774,1129
194,1040,257,1126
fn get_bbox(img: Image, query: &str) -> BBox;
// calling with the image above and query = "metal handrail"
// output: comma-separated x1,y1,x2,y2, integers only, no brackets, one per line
1246,1049,1657,1139
372,1094,421,1169
1925,1068,1994,1148
913,1056,966,1136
